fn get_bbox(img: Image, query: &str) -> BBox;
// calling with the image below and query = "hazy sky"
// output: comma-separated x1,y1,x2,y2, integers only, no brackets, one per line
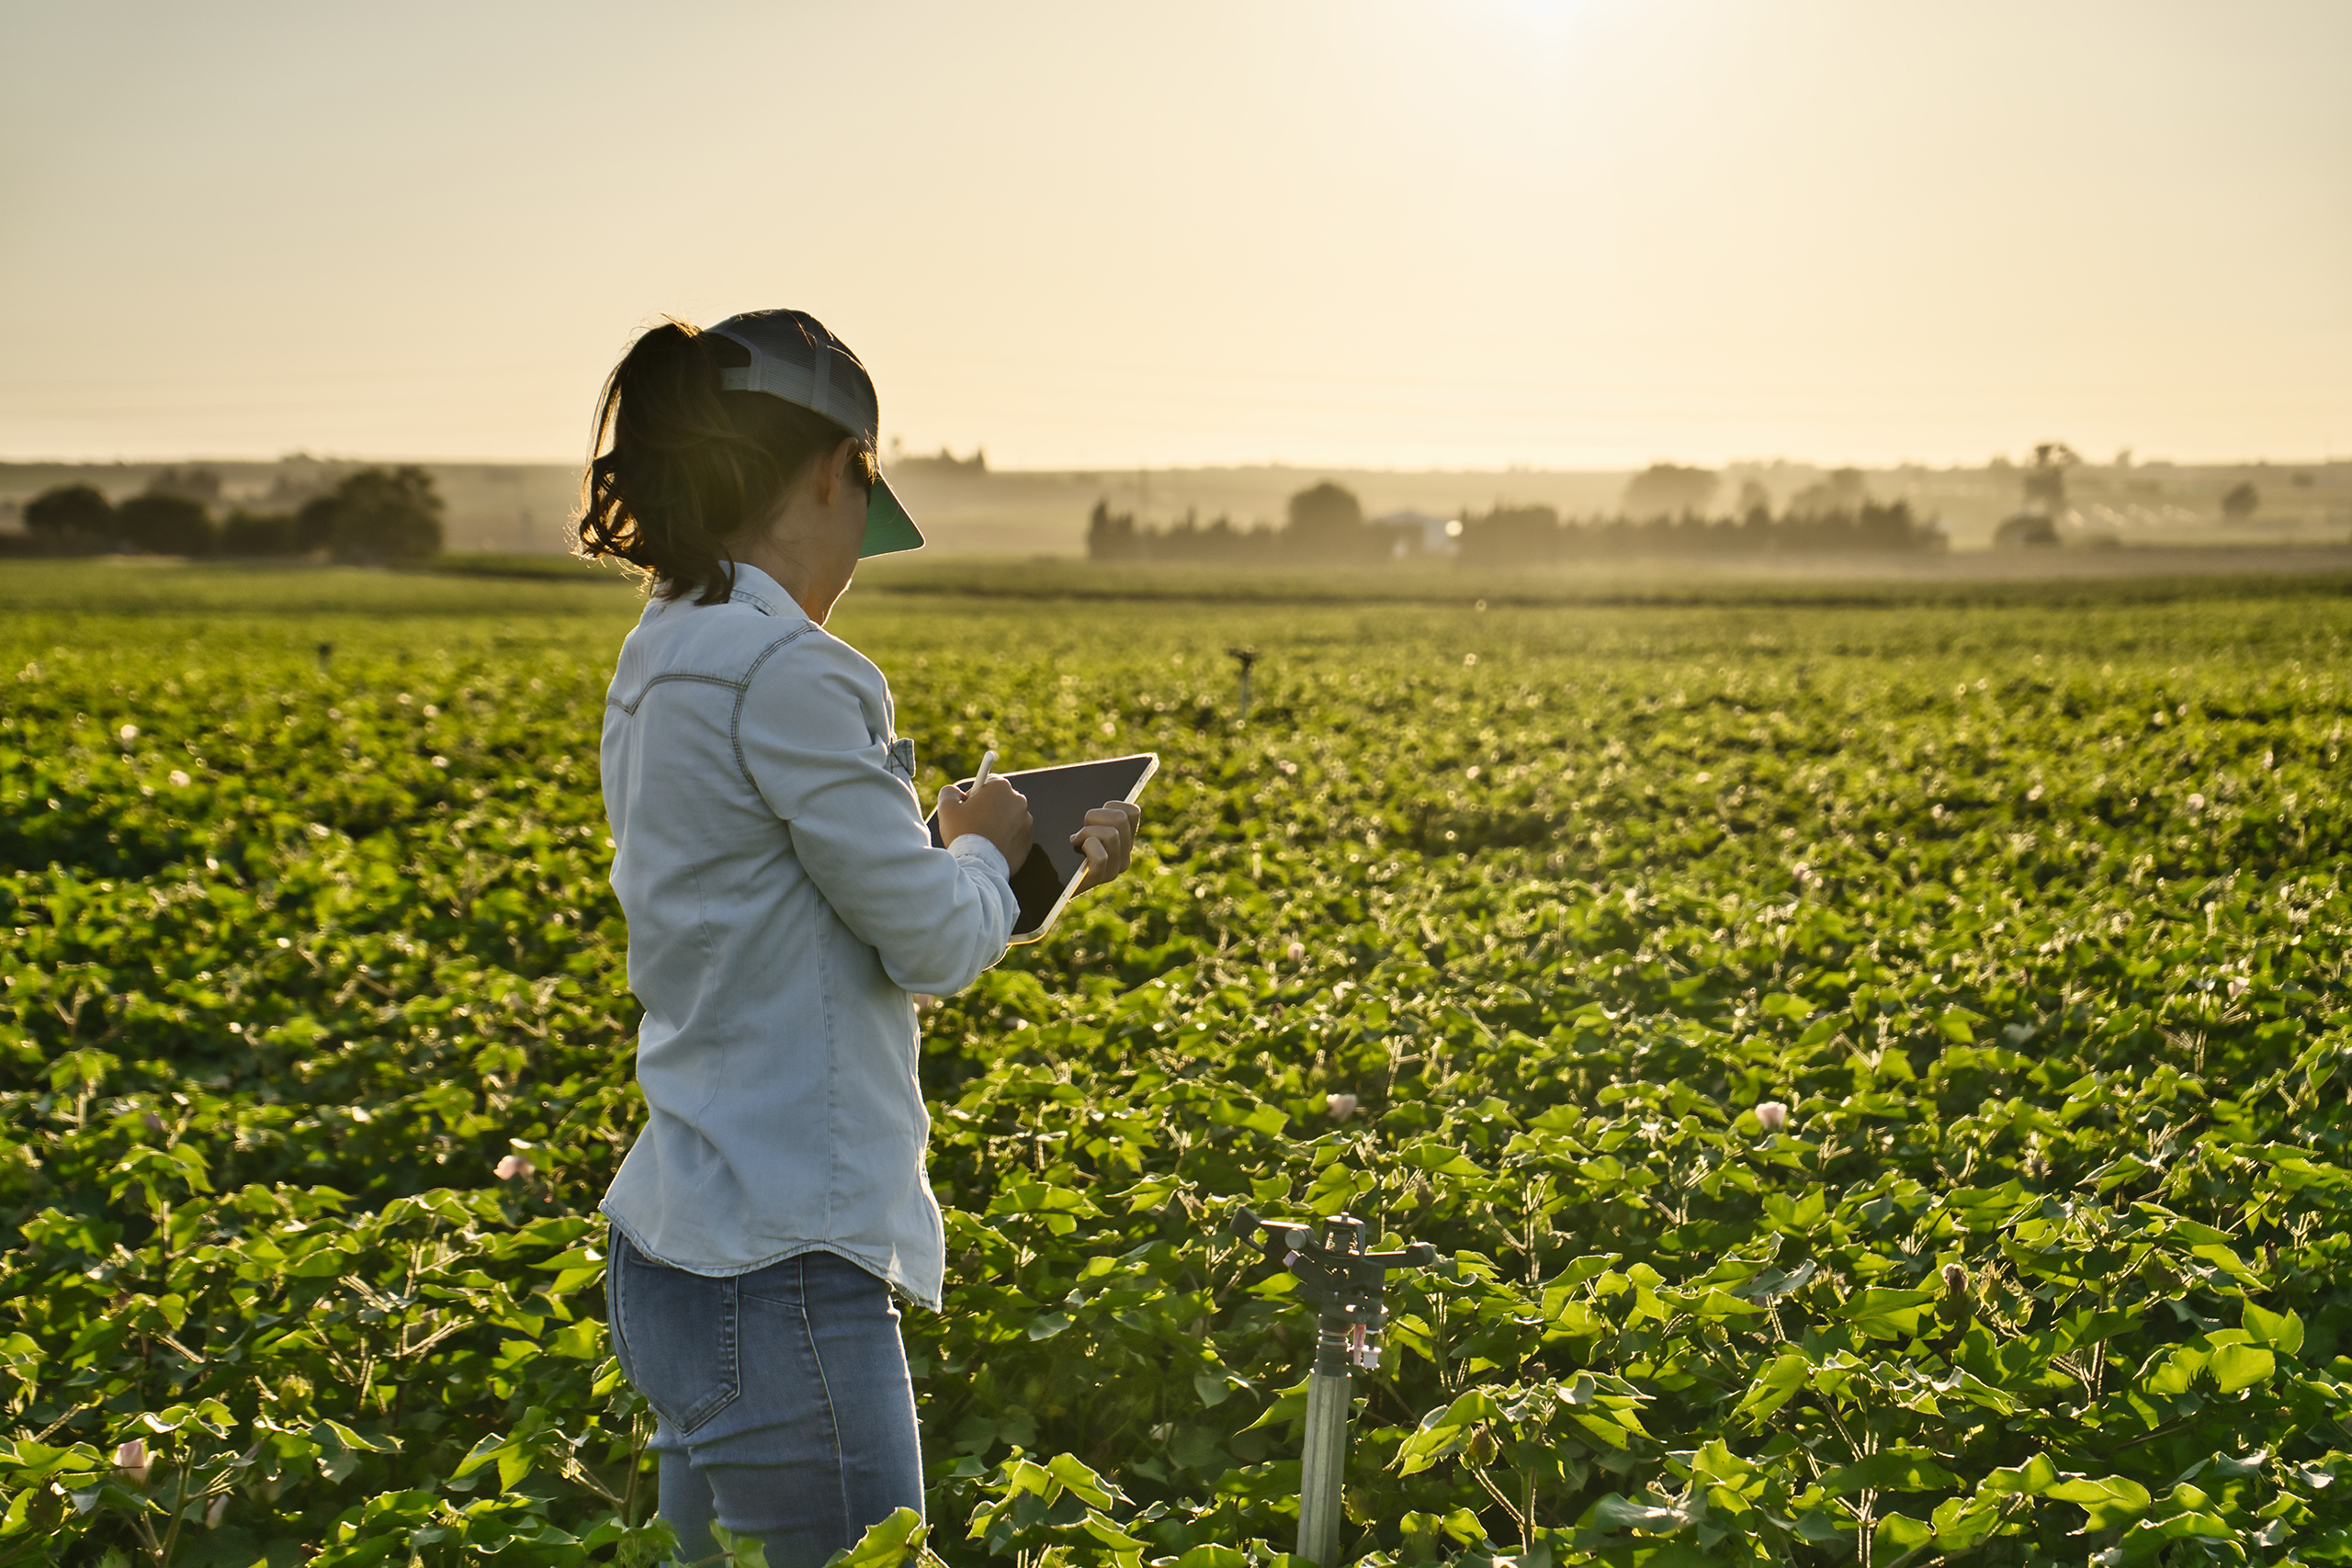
4,1,2346,469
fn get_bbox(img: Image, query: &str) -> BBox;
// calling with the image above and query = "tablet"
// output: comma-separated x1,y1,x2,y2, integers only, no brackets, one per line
926,752,1159,942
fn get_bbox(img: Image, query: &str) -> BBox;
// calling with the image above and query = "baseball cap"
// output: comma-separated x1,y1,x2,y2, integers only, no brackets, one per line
701,310,924,558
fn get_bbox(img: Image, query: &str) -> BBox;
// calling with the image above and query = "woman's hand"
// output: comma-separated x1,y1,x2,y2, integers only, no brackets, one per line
1070,800,1142,892
937,777,1034,871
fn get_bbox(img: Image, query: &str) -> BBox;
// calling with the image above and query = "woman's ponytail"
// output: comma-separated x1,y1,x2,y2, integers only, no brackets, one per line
575,318,857,604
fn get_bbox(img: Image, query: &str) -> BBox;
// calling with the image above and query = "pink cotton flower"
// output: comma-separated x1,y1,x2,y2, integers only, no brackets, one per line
1755,1101,1789,1135
494,1154,536,1181
1326,1093,1358,1122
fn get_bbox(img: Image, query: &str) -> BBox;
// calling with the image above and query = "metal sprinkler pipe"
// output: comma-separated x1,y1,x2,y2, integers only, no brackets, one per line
1229,1208,1451,1566
1227,648,1260,721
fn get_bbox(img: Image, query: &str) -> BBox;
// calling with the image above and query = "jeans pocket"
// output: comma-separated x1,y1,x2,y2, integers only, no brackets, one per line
610,1235,741,1435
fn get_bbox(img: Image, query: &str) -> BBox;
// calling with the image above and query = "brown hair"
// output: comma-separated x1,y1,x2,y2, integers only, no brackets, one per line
573,319,877,604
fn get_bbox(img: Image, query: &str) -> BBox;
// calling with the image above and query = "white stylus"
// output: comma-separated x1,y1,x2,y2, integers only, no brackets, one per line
971,750,996,791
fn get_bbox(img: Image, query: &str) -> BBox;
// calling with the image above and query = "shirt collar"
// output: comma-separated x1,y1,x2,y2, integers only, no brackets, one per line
719,562,808,624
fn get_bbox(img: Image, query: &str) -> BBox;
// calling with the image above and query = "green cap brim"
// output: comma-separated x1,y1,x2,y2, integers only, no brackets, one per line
860,475,925,558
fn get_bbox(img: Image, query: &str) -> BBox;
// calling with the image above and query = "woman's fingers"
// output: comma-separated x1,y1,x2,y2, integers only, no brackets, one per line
1069,802,1139,890
1054,800,1140,893
1070,828,1117,887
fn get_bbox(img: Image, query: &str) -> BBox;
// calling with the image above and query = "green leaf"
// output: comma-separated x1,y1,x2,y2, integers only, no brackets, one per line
1928,1496,2002,1551
2207,1341,2275,1393
1078,1510,1146,1550
824,1506,924,1566
1824,1450,1959,1494
1044,1452,1120,1509
1734,1352,1808,1423
1592,1494,1691,1534
2045,1474,2153,1531
1977,1453,2059,1498
1873,1512,1934,1552
2243,1301,2305,1356
1169,1547,1249,1568
710,1522,772,1568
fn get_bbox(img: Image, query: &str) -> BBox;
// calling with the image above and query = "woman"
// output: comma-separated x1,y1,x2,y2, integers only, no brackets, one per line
575,310,1140,1564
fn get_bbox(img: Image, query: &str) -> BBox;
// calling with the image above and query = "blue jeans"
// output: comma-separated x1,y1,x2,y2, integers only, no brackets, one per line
605,1230,925,1567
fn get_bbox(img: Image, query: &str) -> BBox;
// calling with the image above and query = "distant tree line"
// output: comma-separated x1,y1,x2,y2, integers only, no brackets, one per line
1454,498,1944,566
1087,480,1421,563
1088,467,1945,566
7,467,446,562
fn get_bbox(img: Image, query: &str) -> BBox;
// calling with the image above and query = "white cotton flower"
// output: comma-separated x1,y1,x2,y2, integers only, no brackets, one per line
1754,1101,1789,1135
115,1438,152,1486
1326,1093,1358,1122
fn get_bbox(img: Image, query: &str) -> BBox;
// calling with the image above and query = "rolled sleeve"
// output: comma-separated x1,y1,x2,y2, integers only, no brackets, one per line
735,639,1016,994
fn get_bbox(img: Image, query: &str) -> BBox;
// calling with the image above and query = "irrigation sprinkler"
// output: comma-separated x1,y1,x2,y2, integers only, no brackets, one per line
1227,647,1260,721
1229,1208,1451,1566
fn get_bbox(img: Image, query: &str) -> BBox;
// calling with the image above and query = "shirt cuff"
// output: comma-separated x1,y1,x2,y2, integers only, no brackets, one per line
947,833,1012,886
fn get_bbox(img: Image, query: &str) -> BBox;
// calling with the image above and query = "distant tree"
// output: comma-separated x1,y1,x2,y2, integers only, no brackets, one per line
220,509,299,557
1086,500,1138,561
296,494,342,553
1456,504,1562,567
266,457,346,510
1285,481,1364,539
2021,442,2080,514
1623,464,1718,518
25,483,114,540
116,492,215,555
304,466,446,561
145,466,223,504
1786,468,1867,518
2222,481,2259,524
1735,479,1772,521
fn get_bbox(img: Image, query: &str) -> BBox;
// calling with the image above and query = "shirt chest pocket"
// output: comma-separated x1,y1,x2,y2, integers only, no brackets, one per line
884,736,917,785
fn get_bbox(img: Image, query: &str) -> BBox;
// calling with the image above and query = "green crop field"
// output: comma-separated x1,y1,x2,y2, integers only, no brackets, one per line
5,560,2351,1568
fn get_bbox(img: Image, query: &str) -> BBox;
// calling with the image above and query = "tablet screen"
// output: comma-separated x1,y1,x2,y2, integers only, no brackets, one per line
926,752,1159,937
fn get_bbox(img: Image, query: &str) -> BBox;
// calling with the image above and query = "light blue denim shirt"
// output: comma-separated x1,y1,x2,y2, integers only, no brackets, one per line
596,563,1016,1309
